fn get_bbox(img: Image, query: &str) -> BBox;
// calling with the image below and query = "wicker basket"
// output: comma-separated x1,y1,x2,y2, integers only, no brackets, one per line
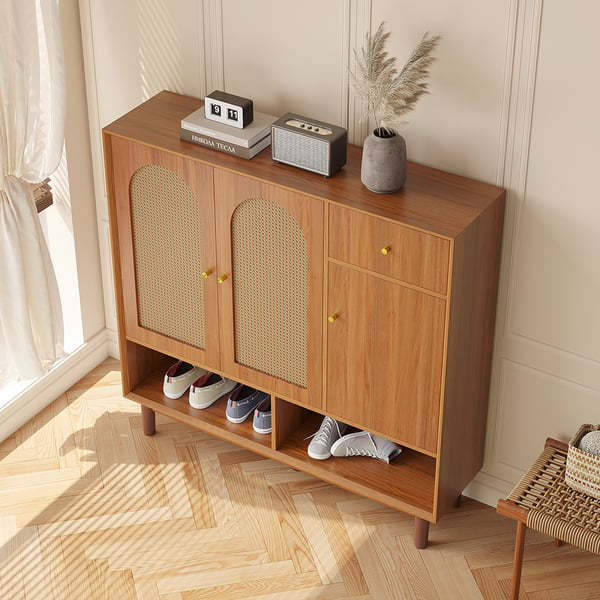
565,424,600,498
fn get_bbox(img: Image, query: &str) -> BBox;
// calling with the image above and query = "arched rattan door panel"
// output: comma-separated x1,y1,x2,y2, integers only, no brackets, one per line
230,197,308,387
130,164,206,348
214,170,323,408
111,138,219,368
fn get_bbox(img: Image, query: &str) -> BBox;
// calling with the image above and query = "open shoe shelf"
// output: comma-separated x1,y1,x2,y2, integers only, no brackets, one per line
124,345,437,521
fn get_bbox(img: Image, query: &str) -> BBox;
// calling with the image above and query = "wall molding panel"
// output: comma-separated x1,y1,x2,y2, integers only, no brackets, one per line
482,0,544,487
346,0,372,145
202,0,224,95
480,0,600,505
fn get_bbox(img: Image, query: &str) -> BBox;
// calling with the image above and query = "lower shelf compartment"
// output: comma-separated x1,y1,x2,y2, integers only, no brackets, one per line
126,360,438,522
276,409,436,519
130,369,273,452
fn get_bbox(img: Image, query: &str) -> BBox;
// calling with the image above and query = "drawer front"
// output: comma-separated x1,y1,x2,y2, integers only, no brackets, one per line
329,204,450,294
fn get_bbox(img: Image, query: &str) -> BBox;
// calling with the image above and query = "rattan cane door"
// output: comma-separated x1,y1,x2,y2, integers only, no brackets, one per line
213,169,324,409
110,137,220,369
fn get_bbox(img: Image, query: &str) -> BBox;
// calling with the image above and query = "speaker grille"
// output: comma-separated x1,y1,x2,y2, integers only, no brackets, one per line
231,198,307,387
273,128,328,175
130,165,206,349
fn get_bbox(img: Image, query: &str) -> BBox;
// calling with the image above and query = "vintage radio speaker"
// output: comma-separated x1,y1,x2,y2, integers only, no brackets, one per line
271,113,347,177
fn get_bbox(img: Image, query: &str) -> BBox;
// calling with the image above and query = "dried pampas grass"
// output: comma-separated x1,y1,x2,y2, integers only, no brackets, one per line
351,22,441,136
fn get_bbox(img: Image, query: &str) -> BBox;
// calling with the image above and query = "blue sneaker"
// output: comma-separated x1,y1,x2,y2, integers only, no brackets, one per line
252,398,272,434
226,385,269,424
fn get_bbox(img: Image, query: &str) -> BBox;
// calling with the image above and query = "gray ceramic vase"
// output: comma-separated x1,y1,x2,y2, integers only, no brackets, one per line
361,130,407,194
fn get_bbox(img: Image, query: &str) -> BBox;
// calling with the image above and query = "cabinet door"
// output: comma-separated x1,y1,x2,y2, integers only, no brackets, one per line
213,170,324,408
326,263,446,454
110,137,220,368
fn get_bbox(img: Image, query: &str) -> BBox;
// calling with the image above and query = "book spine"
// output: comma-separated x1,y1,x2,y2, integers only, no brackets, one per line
180,128,258,159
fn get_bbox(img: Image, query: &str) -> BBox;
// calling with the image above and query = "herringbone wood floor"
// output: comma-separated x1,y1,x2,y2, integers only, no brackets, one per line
1,359,599,599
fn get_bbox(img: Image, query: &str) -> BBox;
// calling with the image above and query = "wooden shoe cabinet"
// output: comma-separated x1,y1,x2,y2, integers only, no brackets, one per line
103,91,505,548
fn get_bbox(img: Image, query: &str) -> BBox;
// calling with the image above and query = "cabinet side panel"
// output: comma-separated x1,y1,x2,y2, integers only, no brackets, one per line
437,194,505,515
103,132,131,393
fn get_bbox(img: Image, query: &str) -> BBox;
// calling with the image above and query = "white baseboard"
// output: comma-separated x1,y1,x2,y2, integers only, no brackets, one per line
0,330,111,443
463,469,517,508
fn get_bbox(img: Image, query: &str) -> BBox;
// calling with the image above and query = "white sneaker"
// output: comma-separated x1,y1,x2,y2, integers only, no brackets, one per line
189,372,237,409
307,416,347,460
163,361,206,399
330,431,402,464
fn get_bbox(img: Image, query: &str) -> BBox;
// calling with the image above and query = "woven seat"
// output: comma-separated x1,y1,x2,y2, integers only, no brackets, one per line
497,438,600,600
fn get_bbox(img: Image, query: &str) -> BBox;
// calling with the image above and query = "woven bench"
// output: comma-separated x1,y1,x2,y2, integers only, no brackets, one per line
497,438,600,600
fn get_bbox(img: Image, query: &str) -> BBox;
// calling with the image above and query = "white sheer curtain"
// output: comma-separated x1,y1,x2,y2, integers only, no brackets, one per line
0,0,66,383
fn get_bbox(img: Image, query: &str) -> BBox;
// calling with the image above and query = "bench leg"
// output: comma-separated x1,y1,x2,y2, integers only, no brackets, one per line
142,406,156,436
414,517,430,549
510,521,527,600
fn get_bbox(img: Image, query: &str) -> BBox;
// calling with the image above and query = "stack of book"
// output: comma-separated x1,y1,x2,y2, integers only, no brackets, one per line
180,107,277,159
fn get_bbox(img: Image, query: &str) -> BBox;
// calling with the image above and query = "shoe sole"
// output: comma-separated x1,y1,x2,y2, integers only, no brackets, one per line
307,448,331,460
226,406,259,423
164,389,189,400
253,424,272,434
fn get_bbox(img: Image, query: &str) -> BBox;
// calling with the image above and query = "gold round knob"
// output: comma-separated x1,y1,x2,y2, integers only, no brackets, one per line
217,274,228,284
381,246,391,255
328,313,339,323
202,269,213,278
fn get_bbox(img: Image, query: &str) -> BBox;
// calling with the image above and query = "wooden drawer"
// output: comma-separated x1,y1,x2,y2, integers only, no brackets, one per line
328,204,450,294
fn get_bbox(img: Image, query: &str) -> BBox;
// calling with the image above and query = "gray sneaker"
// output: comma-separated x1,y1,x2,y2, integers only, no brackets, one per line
307,416,347,460
330,431,402,464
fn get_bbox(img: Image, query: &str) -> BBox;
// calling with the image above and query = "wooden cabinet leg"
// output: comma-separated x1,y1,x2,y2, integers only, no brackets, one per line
414,517,430,549
510,521,527,600
142,406,156,436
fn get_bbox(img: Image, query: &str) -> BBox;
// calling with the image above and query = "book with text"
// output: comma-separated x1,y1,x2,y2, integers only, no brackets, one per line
180,128,271,159
181,107,277,148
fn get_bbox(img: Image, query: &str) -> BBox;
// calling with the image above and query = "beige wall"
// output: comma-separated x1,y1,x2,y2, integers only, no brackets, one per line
78,0,600,505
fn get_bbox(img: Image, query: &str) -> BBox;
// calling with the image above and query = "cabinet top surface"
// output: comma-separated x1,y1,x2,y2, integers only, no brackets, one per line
103,90,505,238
